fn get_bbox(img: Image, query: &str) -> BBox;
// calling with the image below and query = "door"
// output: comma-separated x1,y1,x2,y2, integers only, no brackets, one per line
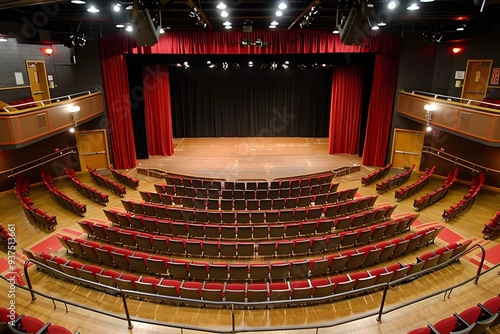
26,60,51,103
390,129,424,170
76,129,110,170
461,60,492,104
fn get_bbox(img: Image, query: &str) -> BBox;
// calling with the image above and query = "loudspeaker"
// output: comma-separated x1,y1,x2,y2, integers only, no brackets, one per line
338,6,369,46
131,9,161,46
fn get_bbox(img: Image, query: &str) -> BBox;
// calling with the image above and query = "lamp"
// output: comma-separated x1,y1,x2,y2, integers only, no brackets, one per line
68,105,80,127
40,48,53,56
424,104,435,132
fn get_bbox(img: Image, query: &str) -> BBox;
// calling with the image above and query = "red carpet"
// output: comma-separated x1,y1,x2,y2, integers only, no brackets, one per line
0,258,9,274
436,227,464,244
469,243,500,270
30,234,63,255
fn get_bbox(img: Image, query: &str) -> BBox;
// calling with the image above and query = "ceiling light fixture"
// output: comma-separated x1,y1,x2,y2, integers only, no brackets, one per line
125,25,133,32
0,37,7,42
225,25,232,29
406,3,420,10
269,25,277,28
116,24,125,28
87,5,99,13
452,47,463,54
276,10,283,16
278,2,287,10
378,22,387,26
217,2,227,9
332,29,339,34
223,21,231,26
221,10,229,17
113,4,121,12
387,1,398,9
71,0,86,4
271,21,279,26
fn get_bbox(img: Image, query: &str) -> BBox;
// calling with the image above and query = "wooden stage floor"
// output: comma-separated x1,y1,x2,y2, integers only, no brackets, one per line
1,138,499,334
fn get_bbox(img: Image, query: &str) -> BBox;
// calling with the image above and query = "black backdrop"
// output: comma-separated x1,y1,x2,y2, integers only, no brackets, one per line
168,61,332,137
127,53,375,158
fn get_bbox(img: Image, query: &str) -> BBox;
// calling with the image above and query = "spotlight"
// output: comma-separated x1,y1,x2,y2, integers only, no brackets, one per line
248,61,254,67
278,2,287,9
69,127,75,133
452,47,463,54
221,10,229,17
217,2,227,9
332,29,339,34
113,4,121,12
387,1,397,9
276,10,283,16
406,3,420,10
87,5,99,13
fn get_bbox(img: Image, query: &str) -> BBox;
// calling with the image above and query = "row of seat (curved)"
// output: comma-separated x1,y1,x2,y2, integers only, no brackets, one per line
141,186,353,210
119,195,378,224
76,215,422,260
395,166,435,202
103,203,399,238
376,165,414,194
164,173,334,191
65,168,109,206
24,239,471,308
0,307,74,334
154,182,341,200
407,295,499,334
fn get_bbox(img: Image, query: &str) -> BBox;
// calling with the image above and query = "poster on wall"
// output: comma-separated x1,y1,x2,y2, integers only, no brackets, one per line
491,68,500,85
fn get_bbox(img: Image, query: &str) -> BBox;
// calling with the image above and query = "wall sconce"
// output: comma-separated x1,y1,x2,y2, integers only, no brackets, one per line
424,103,435,132
40,48,53,56
68,105,80,127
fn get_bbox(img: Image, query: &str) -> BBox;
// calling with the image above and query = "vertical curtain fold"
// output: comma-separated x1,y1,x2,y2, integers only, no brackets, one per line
142,64,175,156
328,65,364,154
100,34,137,169
362,42,401,166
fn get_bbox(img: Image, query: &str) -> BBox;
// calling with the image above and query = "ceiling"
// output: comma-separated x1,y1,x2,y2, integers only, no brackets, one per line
0,0,499,44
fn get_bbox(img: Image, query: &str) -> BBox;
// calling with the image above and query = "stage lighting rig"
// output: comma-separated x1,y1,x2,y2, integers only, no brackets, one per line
240,38,269,47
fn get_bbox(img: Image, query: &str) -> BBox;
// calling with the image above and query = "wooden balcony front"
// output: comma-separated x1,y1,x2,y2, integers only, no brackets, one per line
397,90,500,145
0,91,104,149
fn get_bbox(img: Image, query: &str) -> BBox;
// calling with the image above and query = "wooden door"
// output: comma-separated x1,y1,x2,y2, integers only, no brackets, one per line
76,129,110,170
26,60,51,103
390,129,424,170
461,60,492,104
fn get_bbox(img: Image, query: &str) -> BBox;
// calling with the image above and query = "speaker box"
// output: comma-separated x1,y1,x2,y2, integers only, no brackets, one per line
338,6,369,46
131,9,161,47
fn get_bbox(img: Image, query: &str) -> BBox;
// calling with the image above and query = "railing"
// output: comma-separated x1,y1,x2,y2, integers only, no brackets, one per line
410,90,500,109
0,146,78,179
1,244,491,333
3,91,92,112
422,146,500,175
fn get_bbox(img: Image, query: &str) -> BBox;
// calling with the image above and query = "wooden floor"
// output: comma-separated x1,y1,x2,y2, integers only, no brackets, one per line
1,138,499,334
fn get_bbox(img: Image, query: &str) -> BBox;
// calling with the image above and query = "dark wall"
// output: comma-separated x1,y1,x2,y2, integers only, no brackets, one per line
420,129,500,188
0,36,104,103
0,132,80,192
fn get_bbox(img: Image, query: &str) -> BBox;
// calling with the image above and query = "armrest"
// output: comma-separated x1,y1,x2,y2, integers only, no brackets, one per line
36,322,51,334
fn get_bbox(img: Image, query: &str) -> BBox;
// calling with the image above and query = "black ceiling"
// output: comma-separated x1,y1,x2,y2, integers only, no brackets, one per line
0,0,499,44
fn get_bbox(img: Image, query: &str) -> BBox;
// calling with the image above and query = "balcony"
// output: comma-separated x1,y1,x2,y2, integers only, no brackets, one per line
397,90,500,146
0,91,104,149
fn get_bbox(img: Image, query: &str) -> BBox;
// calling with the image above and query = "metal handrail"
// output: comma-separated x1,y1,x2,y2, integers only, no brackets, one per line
1,146,77,178
7,242,491,333
423,146,500,175
3,91,92,112
409,90,497,107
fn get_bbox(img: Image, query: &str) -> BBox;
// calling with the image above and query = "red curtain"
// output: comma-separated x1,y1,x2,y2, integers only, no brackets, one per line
132,29,370,55
362,35,402,166
328,65,364,154
100,35,137,169
143,64,174,156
